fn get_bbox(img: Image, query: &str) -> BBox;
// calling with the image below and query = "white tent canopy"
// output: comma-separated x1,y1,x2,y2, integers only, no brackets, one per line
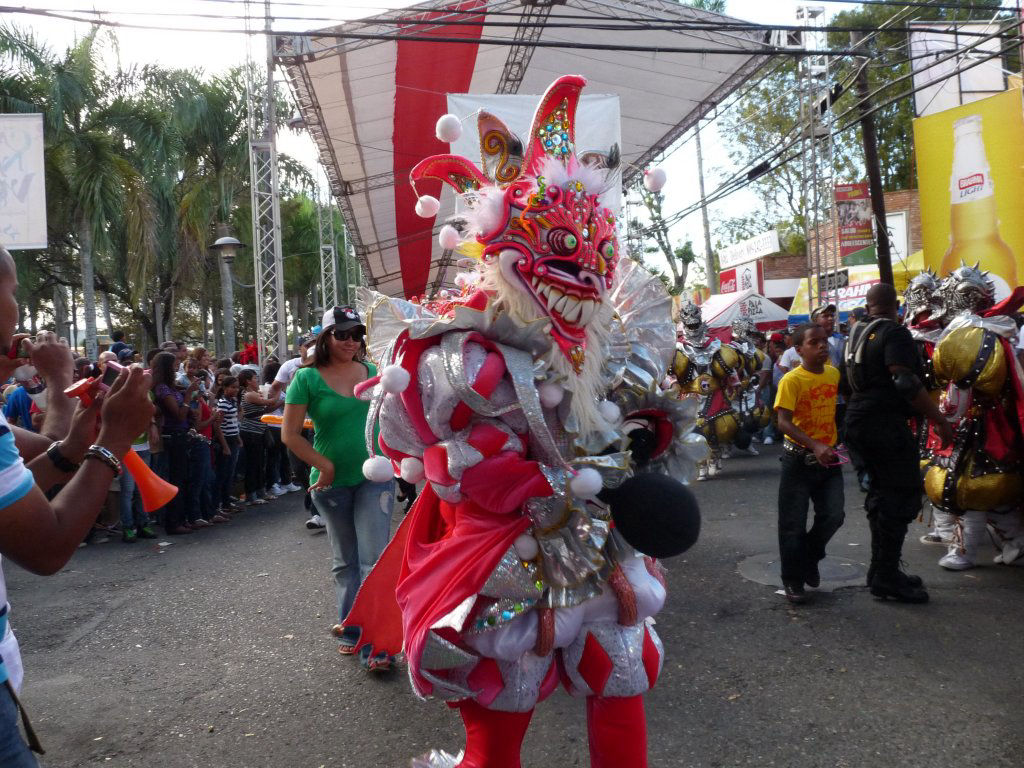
279,0,767,299
697,288,789,331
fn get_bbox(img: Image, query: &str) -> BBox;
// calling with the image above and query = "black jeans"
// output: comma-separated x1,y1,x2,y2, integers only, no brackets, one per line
777,451,846,583
845,412,923,574
160,431,189,530
240,430,266,497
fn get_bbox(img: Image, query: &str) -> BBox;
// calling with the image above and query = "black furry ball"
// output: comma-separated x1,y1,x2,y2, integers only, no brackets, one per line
734,427,754,450
604,473,701,559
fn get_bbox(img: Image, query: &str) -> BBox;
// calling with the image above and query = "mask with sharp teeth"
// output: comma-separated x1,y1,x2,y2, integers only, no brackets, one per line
410,75,619,374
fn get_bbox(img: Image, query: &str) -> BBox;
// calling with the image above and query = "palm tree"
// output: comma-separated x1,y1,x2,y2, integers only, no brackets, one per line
2,25,166,357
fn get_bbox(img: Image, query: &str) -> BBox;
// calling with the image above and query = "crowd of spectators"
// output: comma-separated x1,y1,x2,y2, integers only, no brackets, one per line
0,330,319,543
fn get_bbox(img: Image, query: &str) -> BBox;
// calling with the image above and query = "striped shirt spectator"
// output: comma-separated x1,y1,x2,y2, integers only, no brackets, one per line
218,397,239,437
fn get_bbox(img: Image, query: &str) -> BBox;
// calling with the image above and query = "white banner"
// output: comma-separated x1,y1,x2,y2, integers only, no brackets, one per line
719,228,779,270
447,92,622,214
908,22,1005,118
0,113,47,250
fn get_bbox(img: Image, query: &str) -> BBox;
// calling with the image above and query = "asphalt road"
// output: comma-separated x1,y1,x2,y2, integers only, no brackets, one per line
8,445,1024,767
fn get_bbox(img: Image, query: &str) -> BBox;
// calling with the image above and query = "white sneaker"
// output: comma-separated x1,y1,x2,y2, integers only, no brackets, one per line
745,445,759,456
283,482,302,493
763,436,774,446
306,514,326,530
938,551,976,570
268,484,286,497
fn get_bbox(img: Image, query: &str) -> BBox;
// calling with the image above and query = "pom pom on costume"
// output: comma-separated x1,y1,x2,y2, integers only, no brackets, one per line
438,224,461,250
415,195,440,218
380,364,411,394
513,533,539,561
643,166,667,193
598,399,622,425
435,113,463,143
538,381,564,408
400,457,425,484
362,456,395,483
569,467,603,499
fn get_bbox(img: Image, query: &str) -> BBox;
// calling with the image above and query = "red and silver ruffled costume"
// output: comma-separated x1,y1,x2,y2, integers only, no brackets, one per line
342,76,706,768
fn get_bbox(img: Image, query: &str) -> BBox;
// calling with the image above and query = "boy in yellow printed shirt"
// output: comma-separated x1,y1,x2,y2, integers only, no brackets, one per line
773,323,845,604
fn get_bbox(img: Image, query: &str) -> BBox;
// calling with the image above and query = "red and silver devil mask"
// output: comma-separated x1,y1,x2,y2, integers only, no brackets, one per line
410,75,620,372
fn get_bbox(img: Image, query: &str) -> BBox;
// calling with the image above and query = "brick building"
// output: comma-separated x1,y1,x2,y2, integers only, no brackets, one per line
760,188,922,310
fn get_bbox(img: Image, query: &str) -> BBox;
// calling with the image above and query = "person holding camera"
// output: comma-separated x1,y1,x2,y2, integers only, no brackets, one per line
0,245,155,765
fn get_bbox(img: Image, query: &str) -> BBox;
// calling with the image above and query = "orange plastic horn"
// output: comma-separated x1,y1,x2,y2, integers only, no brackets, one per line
63,377,179,514
122,450,177,513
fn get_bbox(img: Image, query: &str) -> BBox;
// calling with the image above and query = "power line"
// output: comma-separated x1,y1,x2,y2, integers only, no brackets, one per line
651,26,1021,232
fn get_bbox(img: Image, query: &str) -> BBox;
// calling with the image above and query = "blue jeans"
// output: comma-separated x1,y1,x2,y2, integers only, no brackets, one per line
777,451,846,583
0,683,38,768
186,437,215,522
118,448,152,530
312,480,396,623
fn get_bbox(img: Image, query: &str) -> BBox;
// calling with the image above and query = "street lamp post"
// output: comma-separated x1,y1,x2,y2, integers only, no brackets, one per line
211,227,244,355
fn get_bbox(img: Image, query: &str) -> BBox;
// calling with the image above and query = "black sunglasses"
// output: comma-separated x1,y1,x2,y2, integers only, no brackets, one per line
331,327,364,342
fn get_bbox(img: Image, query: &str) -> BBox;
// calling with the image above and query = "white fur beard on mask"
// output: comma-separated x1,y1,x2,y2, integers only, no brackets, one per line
477,258,614,438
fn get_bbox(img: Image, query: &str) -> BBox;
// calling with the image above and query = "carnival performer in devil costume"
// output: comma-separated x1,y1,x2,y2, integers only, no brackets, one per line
902,270,956,546
670,302,743,479
338,76,706,768
926,263,1024,570
728,317,771,446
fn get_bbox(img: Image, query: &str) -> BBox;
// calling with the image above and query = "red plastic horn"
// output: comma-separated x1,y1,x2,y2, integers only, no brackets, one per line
63,375,178,514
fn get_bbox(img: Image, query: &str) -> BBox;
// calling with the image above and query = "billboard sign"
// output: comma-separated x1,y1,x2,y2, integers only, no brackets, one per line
718,229,779,270
835,183,875,266
913,87,1024,300
720,260,764,294
0,113,47,250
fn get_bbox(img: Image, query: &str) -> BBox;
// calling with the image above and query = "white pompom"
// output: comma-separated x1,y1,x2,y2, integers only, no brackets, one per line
363,456,395,483
598,399,622,425
513,533,539,561
538,381,564,409
438,289,451,300
380,364,410,394
643,166,667,193
570,467,603,499
400,457,425,484
415,195,440,218
438,224,461,250
435,113,463,143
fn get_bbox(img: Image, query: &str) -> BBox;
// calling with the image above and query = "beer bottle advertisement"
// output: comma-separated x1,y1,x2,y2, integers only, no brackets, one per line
913,87,1024,299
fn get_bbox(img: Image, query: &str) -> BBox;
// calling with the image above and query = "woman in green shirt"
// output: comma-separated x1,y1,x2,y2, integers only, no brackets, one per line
282,306,395,669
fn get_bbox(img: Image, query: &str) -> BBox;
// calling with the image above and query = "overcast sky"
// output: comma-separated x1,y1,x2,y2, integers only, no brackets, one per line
11,1,865,284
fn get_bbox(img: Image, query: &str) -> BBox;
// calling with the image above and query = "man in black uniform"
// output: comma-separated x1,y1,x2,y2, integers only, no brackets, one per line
844,284,953,603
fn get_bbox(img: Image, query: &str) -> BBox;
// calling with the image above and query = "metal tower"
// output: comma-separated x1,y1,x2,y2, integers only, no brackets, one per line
317,191,339,312
245,0,288,364
796,5,838,311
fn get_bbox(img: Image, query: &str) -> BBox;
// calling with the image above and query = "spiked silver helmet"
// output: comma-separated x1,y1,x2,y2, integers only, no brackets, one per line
941,262,996,317
902,268,942,327
731,316,757,342
677,301,709,344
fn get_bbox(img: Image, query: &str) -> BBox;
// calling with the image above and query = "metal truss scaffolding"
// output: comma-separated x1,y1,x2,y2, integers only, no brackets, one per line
246,0,288,364
317,193,339,312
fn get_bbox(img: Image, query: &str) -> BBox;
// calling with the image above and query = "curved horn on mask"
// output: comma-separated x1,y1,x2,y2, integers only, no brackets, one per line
522,74,586,175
